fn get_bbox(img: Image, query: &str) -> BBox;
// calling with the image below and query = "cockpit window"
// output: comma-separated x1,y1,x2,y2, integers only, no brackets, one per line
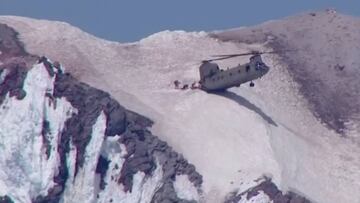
255,62,263,71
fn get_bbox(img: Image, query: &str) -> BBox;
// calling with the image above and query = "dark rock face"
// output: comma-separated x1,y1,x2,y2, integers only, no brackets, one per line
116,111,156,192
0,195,14,203
0,196,14,203
0,23,37,70
0,23,37,106
41,120,52,159
225,177,311,203
53,71,127,176
96,155,110,190
0,23,27,60
116,110,203,199
0,64,28,105
38,56,56,77
35,67,127,202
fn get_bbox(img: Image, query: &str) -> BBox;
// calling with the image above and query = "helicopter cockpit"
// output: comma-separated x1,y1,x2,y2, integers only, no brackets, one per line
250,54,269,73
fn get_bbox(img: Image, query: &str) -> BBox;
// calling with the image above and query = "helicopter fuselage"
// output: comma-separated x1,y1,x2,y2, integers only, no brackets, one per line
199,54,269,92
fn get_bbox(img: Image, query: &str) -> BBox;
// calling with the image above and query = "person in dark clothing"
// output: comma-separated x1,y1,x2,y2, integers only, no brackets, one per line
181,84,189,90
173,80,181,89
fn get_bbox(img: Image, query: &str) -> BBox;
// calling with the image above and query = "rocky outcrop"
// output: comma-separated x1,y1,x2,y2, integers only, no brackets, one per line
0,23,202,203
118,110,202,201
225,177,311,203
0,64,27,104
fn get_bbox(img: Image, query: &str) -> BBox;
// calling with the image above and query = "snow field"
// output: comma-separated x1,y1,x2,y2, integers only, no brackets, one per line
1,16,360,202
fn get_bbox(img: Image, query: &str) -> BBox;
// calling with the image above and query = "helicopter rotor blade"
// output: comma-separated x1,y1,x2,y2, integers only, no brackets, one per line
206,55,242,62
211,49,296,58
211,52,263,58
205,52,264,62
200,49,297,64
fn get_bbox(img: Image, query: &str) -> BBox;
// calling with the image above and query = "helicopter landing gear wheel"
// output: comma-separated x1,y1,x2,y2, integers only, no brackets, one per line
250,81,255,87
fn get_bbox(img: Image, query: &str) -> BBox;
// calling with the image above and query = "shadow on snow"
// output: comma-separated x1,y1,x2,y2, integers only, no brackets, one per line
211,90,278,127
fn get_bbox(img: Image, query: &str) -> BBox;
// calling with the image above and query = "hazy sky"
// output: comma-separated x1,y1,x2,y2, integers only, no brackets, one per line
1,1,359,42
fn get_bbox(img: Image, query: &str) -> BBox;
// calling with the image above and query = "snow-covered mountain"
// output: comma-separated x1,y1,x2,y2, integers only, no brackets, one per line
0,9,359,203
0,24,203,203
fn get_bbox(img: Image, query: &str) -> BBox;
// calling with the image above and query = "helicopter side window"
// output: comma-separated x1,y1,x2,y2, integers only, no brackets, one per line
246,65,250,72
238,70,241,74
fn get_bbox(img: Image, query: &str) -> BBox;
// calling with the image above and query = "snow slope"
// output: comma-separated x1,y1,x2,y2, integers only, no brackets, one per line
1,11,360,203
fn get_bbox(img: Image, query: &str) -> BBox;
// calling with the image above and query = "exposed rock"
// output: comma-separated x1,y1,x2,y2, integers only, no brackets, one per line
38,56,55,77
0,23,37,105
53,71,126,175
225,177,311,203
116,111,203,197
0,196,13,203
96,155,111,190
41,120,52,159
0,23,27,59
0,23,37,69
151,181,196,203
0,63,27,105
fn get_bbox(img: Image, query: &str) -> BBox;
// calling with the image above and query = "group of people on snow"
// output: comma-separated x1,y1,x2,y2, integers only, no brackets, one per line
173,80,201,90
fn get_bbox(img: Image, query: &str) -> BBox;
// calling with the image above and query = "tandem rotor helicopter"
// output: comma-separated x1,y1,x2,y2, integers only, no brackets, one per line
174,50,292,92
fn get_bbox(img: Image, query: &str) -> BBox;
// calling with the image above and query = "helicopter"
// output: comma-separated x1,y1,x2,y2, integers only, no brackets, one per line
198,50,283,92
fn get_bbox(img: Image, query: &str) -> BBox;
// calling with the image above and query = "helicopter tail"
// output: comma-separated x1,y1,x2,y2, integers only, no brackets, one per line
199,62,219,81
